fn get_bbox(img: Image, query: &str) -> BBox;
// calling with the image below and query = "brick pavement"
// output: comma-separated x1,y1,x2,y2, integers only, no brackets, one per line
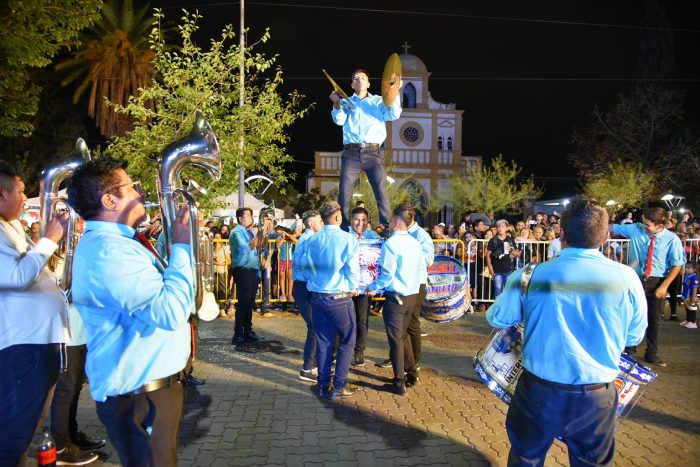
29,307,700,466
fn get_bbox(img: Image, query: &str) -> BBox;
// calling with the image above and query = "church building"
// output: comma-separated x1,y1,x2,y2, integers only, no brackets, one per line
306,44,480,224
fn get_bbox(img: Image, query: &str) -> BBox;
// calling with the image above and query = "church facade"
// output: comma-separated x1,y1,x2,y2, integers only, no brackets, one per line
306,46,480,223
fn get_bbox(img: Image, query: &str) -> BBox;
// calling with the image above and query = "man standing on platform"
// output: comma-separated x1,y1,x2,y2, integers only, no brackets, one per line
487,195,647,466
348,206,380,368
230,207,263,345
0,161,70,466
611,207,685,367
367,204,423,395
68,157,194,466
330,69,401,229
306,201,361,399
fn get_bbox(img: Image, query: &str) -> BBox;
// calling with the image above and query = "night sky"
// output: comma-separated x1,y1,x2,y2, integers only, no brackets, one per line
143,0,700,198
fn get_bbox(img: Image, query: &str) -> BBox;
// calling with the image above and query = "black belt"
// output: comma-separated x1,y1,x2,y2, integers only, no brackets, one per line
118,371,184,397
524,370,609,392
343,143,380,149
315,292,353,300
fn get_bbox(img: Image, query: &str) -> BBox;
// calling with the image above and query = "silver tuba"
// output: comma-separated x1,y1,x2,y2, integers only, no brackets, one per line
39,138,91,292
156,110,221,317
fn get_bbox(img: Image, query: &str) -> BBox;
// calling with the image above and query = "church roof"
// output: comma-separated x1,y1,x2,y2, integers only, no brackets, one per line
399,53,427,73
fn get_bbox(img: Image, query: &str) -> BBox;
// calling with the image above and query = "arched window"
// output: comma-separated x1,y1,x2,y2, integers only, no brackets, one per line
402,83,417,109
437,135,443,150
447,136,454,150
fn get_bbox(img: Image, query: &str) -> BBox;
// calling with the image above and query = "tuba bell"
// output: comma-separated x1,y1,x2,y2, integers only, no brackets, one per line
156,110,221,317
39,138,91,293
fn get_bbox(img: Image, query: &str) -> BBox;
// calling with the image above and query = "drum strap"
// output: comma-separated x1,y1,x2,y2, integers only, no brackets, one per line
519,262,538,301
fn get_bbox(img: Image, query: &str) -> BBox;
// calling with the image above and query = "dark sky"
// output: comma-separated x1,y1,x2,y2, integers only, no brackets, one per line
145,0,700,198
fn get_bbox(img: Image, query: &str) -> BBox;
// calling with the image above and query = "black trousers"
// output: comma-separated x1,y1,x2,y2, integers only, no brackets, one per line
506,371,617,467
382,293,417,385
0,343,60,466
51,344,89,449
232,267,259,337
643,277,664,359
96,381,185,467
352,294,371,354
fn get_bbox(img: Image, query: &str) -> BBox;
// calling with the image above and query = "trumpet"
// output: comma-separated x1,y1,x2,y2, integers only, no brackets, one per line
156,110,221,319
39,138,91,293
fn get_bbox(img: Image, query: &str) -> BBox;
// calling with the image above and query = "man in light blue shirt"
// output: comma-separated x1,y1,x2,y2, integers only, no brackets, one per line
306,201,360,399
230,207,263,345
487,195,647,466
68,157,194,466
330,68,401,229
292,210,324,382
367,204,423,395
611,208,684,367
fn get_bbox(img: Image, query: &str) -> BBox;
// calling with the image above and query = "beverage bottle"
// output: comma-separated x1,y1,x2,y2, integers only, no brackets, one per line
37,430,57,467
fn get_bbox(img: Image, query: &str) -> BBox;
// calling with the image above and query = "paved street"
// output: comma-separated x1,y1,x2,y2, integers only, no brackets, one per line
32,307,700,466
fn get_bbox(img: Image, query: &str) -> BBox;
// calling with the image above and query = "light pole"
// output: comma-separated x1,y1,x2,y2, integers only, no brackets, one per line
237,0,246,208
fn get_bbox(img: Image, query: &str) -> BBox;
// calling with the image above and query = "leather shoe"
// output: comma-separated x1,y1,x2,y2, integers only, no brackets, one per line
328,385,360,400
232,335,246,345
311,384,330,398
644,356,667,367
186,376,206,386
245,331,260,342
72,431,106,451
383,382,407,396
406,374,420,387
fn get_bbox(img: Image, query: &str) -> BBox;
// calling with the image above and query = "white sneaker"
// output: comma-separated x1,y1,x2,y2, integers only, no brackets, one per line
679,320,688,326
682,322,697,329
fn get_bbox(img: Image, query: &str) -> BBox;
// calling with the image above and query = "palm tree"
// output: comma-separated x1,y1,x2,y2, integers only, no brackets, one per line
56,0,156,138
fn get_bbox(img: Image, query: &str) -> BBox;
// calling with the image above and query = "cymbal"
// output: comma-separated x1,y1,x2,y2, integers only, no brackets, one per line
322,69,351,102
381,53,402,106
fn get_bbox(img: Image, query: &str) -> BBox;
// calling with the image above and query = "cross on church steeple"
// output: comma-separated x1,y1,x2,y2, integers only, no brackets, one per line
401,41,411,54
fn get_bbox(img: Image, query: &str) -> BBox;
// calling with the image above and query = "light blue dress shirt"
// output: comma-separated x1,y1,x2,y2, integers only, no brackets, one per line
486,247,647,384
408,221,435,285
368,231,422,296
230,224,260,271
72,220,194,402
292,229,315,282
346,226,381,240
331,93,401,145
612,223,685,277
306,225,360,294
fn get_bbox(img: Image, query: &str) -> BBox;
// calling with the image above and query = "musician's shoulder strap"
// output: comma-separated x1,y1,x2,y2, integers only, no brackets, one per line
519,262,539,301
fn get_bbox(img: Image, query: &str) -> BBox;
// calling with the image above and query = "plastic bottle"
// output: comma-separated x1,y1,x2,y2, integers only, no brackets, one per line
37,430,57,467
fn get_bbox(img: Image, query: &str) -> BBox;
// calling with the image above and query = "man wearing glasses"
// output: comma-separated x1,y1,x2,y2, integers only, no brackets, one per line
68,157,194,465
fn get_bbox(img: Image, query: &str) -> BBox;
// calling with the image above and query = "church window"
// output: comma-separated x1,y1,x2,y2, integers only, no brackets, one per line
447,136,454,150
403,83,417,108
437,136,443,150
403,126,420,143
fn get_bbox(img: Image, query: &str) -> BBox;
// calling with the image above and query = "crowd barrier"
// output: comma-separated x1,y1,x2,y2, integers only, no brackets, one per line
203,236,700,308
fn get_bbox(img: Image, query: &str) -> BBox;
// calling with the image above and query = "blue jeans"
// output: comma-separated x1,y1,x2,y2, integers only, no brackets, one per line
506,370,617,466
338,147,391,228
311,294,356,390
293,281,316,371
494,271,513,298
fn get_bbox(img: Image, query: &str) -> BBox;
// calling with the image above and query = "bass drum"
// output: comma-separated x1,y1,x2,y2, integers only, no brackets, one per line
421,255,469,323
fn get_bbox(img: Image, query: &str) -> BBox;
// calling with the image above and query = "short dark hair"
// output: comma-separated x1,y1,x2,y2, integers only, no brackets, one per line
352,69,369,80
392,202,415,226
351,206,369,218
686,261,697,271
236,207,252,222
319,201,341,222
0,160,21,189
644,207,669,226
559,195,608,248
67,157,128,220
302,209,320,228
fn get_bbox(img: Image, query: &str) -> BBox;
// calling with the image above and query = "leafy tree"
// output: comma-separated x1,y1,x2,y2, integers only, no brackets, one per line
56,0,157,138
435,154,542,220
290,188,327,215
582,160,655,214
0,0,102,137
106,10,311,208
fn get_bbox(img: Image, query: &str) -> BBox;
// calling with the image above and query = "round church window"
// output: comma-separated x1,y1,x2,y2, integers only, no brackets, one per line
403,126,419,142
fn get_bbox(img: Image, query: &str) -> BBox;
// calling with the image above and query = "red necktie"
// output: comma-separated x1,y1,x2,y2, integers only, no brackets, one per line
644,235,656,278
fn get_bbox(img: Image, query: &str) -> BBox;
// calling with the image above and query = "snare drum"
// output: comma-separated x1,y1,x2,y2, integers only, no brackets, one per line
421,255,469,323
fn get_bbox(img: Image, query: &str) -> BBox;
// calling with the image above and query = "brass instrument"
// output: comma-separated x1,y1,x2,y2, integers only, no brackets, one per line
322,69,355,109
156,110,221,320
39,138,91,292
381,53,402,106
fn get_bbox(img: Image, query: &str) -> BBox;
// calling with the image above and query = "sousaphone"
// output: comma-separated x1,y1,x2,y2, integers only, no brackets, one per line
381,53,402,106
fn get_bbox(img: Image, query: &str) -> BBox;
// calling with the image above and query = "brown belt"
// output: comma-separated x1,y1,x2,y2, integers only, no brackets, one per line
119,371,184,397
